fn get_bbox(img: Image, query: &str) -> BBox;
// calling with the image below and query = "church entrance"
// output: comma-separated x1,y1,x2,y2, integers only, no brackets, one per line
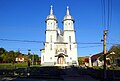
58,56,64,64
55,53,68,66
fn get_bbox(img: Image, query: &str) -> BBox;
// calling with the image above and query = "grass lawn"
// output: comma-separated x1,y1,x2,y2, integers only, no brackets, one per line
0,63,41,70
0,63,27,70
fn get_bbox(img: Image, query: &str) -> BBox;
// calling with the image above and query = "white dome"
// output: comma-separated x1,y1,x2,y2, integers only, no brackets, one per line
63,15,74,20
62,6,74,22
46,14,57,20
45,5,58,22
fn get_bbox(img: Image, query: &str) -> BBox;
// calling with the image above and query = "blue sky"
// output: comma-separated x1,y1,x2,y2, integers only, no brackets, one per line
0,0,120,57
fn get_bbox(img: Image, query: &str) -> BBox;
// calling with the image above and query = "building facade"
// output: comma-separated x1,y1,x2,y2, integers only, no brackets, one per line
41,6,78,66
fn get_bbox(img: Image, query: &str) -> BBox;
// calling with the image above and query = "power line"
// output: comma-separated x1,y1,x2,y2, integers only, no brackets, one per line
0,38,102,45
77,42,102,45
107,0,113,43
0,39,43,43
0,38,119,45
107,35,120,43
101,0,112,31
107,0,112,36
107,0,110,30
77,45,102,48
101,0,106,29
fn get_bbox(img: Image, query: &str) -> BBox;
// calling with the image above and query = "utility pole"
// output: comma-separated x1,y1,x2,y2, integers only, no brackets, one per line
103,30,107,80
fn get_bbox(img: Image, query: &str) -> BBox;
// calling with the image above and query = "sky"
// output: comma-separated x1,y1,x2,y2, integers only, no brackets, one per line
0,0,120,57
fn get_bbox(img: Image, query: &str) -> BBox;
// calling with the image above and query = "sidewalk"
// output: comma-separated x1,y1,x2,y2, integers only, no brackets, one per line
61,67,100,81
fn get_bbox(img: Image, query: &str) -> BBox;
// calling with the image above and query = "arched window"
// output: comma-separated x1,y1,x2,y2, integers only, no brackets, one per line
50,35,52,42
69,36,71,43
50,44,52,50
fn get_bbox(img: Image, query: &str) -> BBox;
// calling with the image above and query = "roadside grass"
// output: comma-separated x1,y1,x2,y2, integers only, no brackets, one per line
0,63,27,70
91,66,120,70
0,63,41,70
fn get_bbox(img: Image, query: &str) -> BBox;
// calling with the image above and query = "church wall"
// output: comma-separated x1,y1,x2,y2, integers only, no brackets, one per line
46,30,57,42
64,31,75,43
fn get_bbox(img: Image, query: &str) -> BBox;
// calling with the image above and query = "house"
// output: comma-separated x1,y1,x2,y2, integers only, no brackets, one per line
16,54,27,62
91,52,111,67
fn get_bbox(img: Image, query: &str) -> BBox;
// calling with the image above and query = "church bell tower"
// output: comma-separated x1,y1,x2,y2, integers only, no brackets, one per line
62,6,76,43
45,5,58,43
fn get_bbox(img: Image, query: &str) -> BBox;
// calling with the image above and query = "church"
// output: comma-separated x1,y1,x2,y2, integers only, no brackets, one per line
41,6,78,66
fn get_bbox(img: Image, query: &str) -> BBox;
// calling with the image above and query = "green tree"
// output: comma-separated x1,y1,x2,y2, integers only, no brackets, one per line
1,52,9,63
0,48,6,63
78,57,84,65
0,48,6,54
109,45,120,57
29,54,39,64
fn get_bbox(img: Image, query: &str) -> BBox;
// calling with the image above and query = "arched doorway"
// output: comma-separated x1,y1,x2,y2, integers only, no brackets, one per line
57,55,64,64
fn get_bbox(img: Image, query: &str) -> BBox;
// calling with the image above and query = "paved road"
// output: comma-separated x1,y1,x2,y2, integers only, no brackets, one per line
0,77,63,81
0,67,100,81
61,67,100,81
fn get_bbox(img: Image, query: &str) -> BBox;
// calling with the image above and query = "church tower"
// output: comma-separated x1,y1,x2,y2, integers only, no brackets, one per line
45,5,58,43
62,6,76,43
41,5,58,65
62,6,78,65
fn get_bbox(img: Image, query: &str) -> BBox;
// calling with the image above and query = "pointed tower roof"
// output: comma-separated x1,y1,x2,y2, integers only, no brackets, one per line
46,5,58,22
63,6,74,23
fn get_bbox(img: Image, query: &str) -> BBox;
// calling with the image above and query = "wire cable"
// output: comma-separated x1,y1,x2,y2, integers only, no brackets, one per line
0,39,43,43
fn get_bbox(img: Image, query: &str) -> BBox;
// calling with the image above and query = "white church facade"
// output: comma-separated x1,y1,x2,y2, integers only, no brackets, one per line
41,6,78,66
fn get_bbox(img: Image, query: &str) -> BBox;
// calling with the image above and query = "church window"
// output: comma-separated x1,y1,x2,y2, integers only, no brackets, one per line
50,57,52,60
70,45,71,50
50,44,52,50
50,35,52,42
69,36,71,43
70,57,72,60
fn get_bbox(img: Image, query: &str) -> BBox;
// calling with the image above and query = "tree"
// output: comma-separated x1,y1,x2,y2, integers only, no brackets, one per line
1,52,9,63
78,57,84,65
109,45,120,57
8,50,16,63
29,54,39,64
1,50,16,63
0,48,6,54
0,48,6,63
